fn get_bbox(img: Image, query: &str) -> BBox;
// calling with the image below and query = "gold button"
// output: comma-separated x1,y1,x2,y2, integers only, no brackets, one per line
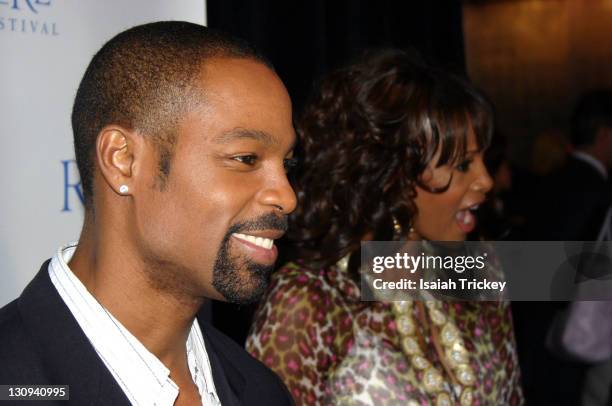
397,315,415,335
423,367,443,393
456,365,476,386
436,392,452,406
401,336,422,355
393,300,412,314
446,345,469,366
460,388,474,405
430,309,447,326
412,355,430,370
440,323,460,346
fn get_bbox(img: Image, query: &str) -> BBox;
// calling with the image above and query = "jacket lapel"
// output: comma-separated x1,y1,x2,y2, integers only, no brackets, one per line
198,315,245,406
17,261,130,406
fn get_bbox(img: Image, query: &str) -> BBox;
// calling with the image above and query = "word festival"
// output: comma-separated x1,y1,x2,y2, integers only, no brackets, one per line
0,0,58,36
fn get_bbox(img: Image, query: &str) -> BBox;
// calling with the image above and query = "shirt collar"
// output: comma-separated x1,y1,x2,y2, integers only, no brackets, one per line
48,243,220,406
573,150,608,180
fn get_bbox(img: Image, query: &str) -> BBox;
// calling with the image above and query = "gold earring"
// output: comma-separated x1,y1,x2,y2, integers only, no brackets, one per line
393,216,416,240
393,216,402,238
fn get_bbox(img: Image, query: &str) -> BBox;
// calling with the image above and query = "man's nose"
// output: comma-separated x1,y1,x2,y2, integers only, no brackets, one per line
259,173,298,215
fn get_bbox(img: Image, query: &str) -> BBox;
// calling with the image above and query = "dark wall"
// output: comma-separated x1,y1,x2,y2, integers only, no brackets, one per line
208,0,465,113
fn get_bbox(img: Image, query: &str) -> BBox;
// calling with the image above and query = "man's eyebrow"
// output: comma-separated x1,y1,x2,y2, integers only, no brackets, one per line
213,128,279,145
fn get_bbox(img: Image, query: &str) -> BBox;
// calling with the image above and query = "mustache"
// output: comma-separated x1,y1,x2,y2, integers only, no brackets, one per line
227,212,288,235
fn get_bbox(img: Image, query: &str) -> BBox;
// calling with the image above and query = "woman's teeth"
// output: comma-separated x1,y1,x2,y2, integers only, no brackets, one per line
457,210,472,224
232,233,274,249
456,208,477,232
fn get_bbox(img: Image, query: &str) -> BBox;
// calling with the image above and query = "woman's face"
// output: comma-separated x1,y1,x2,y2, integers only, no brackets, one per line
412,129,493,241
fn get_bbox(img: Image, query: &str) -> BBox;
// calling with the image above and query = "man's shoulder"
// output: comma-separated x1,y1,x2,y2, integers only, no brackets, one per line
543,156,609,206
563,155,607,185
0,299,48,383
0,299,28,345
201,321,293,403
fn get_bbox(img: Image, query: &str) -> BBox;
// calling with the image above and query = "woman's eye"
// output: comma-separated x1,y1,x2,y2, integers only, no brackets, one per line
233,155,258,165
283,157,298,172
456,159,473,173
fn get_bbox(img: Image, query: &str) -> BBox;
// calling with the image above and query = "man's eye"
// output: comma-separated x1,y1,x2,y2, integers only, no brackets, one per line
233,155,258,165
283,157,298,172
455,159,473,173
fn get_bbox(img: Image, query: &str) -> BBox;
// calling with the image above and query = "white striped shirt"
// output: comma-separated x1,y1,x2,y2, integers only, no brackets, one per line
48,243,221,406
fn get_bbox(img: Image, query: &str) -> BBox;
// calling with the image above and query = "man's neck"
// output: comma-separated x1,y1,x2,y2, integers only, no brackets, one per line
68,215,204,370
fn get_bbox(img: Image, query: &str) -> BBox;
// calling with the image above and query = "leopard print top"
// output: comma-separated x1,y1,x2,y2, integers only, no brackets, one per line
247,262,524,405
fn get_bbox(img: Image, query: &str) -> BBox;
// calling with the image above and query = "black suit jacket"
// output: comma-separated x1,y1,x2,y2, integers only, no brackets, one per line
528,155,610,241
0,260,294,405
517,156,610,404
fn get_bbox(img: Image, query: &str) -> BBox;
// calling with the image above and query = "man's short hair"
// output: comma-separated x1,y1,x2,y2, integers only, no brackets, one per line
571,89,612,148
71,21,271,206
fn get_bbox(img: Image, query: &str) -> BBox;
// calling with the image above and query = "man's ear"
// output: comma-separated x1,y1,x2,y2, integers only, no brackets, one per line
96,125,142,196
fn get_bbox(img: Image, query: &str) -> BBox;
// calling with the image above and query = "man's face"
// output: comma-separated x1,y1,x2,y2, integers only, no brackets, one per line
132,58,297,304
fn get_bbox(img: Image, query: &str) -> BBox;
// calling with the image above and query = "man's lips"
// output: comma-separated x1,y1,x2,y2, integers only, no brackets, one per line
231,232,281,264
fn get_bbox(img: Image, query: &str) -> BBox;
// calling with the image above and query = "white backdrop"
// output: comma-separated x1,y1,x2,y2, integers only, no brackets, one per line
0,1,207,306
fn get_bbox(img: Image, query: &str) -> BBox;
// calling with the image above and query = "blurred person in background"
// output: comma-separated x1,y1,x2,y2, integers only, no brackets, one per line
530,128,568,178
528,90,612,241
246,49,523,405
514,90,612,405
543,90,612,406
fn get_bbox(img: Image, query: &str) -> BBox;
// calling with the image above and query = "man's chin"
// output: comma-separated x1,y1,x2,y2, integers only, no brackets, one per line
212,262,274,304
217,280,269,305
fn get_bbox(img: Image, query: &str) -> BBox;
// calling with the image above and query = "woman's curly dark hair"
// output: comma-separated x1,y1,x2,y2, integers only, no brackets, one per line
287,49,493,273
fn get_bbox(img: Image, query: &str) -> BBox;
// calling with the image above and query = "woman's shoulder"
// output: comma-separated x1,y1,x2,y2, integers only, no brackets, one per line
249,261,362,340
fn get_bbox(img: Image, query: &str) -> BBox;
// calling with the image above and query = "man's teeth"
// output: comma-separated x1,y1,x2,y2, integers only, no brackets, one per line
233,233,274,249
